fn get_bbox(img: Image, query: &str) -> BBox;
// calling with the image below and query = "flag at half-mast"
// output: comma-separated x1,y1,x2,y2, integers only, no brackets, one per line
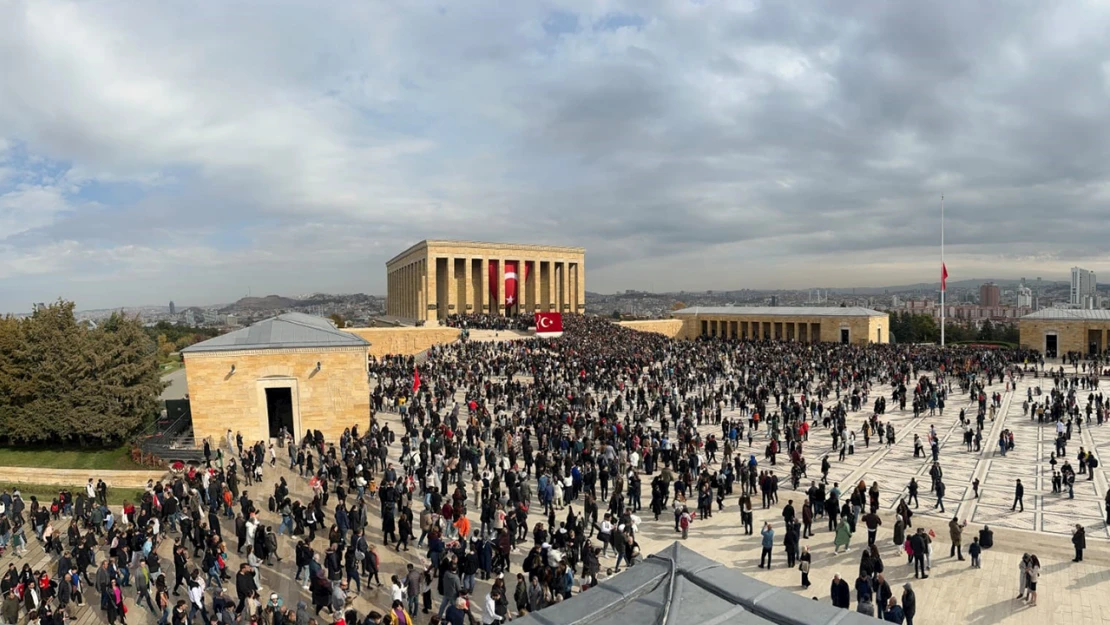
941,263,949,291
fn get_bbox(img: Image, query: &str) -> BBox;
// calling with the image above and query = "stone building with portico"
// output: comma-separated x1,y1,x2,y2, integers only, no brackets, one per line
670,306,890,344
385,240,586,322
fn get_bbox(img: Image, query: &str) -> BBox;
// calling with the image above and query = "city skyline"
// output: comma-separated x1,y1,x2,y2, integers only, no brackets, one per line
6,2,1110,311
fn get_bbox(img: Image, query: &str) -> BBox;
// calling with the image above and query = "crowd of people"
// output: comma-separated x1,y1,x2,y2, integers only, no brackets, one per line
0,313,1105,625
441,315,533,332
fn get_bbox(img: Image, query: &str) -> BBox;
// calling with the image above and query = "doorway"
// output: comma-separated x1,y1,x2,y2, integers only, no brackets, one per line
265,387,294,438
840,328,850,344
1045,334,1058,359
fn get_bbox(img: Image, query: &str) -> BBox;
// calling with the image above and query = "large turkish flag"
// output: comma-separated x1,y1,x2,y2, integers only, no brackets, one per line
504,261,518,307
489,261,530,311
534,312,563,337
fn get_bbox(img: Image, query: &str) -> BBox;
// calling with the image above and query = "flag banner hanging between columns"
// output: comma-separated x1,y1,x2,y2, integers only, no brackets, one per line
534,312,563,338
504,261,518,308
488,260,499,306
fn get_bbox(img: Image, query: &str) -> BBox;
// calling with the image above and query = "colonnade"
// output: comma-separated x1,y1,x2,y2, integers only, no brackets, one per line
387,251,585,322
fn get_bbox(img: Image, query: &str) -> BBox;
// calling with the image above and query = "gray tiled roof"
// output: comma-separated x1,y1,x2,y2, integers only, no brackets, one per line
671,306,887,317
1021,308,1110,320
182,313,368,353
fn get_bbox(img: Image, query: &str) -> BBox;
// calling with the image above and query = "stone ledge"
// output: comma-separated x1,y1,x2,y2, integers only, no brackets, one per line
0,466,166,489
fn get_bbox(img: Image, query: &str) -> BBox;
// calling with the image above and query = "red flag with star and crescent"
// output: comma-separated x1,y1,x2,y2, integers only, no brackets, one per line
412,368,420,394
942,263,949,291
535,312,563,338
489,261,531,309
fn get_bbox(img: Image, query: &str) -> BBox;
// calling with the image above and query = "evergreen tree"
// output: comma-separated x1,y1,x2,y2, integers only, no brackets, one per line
0,301,162,446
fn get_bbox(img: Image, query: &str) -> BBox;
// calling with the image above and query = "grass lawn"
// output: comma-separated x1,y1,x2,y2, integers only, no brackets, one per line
0,445,143,470
160,359,183,373
0,482,146,506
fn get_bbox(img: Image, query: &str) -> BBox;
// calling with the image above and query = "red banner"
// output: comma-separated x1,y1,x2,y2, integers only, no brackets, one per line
489,261,531,311
535,312,563,336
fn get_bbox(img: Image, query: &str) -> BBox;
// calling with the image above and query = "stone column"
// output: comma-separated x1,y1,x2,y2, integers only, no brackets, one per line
443,256,455,317
461,258,473,314
530,260,540,314
403,264,410,318
426,258,438,322
545,261,556,311
417,260,426,321
497,259,506,315
579,258,586,313
552,260,563,310
479,257,490,314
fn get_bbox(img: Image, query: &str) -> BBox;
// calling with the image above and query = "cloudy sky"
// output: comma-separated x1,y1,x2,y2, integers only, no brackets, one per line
2,0,1109,312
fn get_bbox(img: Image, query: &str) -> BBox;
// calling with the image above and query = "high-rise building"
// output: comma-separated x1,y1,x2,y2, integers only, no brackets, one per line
1016,286,1033,308
169,300,176,315
1071,267,1097,309
979,282,1001,307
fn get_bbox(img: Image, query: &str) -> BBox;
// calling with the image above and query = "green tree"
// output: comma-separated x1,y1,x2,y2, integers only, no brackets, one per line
977,320,996,341
328,313,346,328
910,314,939,343
611,310,622,320
0,301,162,446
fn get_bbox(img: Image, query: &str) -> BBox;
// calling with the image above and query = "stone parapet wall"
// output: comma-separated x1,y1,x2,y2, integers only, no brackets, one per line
1,467,166,489
344,327,462,358
617,319,688,339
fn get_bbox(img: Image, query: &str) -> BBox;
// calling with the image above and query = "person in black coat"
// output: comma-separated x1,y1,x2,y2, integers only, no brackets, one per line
830,574,851,608
1072,524,1086,562
902,582,916,625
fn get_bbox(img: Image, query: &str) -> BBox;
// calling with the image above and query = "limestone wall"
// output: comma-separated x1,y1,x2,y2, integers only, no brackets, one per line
183,345,371,446
344,327,461,358
1019,319,1110,353
1,467,166,489
618,319,688,338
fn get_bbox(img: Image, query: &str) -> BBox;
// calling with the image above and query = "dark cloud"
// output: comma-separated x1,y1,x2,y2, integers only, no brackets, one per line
3,0,1110,310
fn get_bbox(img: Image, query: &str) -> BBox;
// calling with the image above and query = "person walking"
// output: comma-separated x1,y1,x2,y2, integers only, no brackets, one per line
934,479,945,513
833,517,851,554
901,583,916,625
1011,479,1024,512
1072,524,1086,562
830,574,851,609
758,523,774,569
799,546,812,589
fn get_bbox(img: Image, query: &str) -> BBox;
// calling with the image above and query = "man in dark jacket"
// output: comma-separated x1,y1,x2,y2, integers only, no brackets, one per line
1072,524,1087,562
901,582,916,625
830,574,851,608
234,563,255,615
909,529,927,579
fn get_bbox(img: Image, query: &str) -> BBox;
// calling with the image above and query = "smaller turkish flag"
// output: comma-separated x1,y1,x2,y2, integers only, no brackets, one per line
412,368,421,394
941,263,949,291
534,312,563,337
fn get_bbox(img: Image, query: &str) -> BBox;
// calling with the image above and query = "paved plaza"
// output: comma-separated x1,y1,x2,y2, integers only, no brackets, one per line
6,362,1110,625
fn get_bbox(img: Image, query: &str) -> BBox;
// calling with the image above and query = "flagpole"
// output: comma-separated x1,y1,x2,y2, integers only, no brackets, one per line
940,194,945,347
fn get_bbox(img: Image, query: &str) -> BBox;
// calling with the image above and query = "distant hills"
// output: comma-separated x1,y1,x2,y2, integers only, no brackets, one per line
823,278,1067,295
219,295,299,313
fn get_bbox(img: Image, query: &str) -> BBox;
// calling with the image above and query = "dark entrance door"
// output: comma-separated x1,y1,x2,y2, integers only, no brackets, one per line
840,328,850,344
265,387,294,439
1045,335,1058,359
